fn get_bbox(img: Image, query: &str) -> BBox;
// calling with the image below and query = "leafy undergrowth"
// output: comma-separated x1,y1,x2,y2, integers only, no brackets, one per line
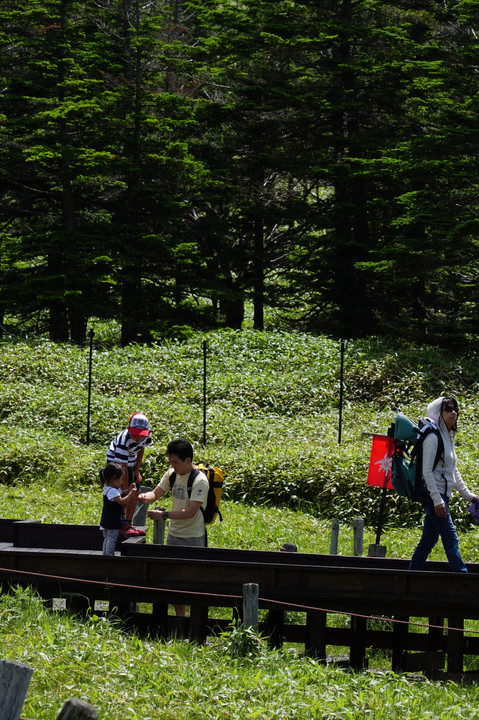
1,331,479,529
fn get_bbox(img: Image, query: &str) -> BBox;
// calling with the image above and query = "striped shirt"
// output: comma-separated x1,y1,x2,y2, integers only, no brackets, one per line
106,429,153,468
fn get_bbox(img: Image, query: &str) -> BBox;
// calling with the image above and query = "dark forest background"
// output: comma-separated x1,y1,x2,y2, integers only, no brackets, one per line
1,0,479,347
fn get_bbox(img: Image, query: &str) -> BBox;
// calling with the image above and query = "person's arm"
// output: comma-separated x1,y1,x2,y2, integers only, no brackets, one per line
147,500,203,521
133,448,144,484
114,483,138,506
421,434,444,515
453,467,477,504
119,463,129,492
138,485,167,505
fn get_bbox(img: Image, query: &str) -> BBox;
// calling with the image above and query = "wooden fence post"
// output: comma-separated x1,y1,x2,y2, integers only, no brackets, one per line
0,658,33,720
330,519,339,555
353,518,364,557
153,510,166,545
132,486,151,527
55,697,98,720
243,583,259,631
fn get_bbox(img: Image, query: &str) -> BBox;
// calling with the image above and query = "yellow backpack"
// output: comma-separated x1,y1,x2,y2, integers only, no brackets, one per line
169,463,224,525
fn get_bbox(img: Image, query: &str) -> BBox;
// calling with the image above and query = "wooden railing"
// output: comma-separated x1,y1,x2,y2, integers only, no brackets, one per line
1,519,479,681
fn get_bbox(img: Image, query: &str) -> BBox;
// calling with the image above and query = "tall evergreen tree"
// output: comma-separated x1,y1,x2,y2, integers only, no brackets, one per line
90,0,208,344
0,0,122,341
186,0,322,328
359,1,479,344
1,0,478,346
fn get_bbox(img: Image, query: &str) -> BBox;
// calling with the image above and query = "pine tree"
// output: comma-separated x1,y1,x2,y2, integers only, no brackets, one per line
0,0,123,341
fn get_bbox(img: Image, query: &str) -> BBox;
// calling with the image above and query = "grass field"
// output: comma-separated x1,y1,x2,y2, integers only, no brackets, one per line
1,330,479,718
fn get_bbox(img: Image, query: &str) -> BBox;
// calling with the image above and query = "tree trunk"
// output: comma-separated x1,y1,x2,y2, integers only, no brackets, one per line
121,276,140,346
253,215,264,330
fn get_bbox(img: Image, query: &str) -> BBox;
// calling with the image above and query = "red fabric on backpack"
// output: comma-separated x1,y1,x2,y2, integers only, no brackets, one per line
367,434,394,489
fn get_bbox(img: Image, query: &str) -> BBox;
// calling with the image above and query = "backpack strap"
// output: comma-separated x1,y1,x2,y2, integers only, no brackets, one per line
169,468,201,495
187,468,201,496
168,467,207,544
410,426,444,470
425,426,444,470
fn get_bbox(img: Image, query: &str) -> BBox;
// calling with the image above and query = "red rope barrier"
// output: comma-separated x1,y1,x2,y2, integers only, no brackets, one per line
0,565,476,636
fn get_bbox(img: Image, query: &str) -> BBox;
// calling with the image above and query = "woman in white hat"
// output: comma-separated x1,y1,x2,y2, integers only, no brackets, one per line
409,396,477,572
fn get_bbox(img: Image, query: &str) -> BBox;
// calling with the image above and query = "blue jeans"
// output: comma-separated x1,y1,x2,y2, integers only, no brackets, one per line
409,494,467,573
102,528,120,556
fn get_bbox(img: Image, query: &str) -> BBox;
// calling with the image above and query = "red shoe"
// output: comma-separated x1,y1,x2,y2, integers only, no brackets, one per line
125,526,143,537
120,523,146,538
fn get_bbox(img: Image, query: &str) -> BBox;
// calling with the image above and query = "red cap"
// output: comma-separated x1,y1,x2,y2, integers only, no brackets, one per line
128,413,150,437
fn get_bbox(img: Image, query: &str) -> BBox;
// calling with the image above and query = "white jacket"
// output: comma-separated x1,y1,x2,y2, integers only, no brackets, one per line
422,397,474,508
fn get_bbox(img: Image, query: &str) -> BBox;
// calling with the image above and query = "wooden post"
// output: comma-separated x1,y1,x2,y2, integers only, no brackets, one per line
428,616,444,652
330,519,339,555
305,610,327,660
132,486,151,527
350,615,367,670
243,583,259,630
151,602,169,638
353,518,364,557
267,609,285,649
391,615,409,672
447,616,464,675
0,658,33,720
153,511,166,545
189,604,209,644
55,697,98,719
65,593,91,616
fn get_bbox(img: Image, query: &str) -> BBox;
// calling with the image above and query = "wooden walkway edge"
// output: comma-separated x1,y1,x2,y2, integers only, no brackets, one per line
1,520,479,681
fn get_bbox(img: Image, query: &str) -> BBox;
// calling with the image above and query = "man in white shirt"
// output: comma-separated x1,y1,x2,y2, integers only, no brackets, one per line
139,437,208,615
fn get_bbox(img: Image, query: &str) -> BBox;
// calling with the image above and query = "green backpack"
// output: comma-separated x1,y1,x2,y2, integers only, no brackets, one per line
389,412,444,500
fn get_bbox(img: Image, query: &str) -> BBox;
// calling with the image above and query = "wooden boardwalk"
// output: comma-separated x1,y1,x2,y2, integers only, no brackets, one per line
1,519,479,680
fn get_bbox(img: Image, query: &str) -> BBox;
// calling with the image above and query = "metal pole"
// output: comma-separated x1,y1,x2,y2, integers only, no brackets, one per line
86,329,94,445
202,339,207,447
338,340,345,444
374,483,388,546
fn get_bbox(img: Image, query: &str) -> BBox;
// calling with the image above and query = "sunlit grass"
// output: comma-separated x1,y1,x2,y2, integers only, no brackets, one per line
2,332,479,717
2,481,479,719
2,587,479,720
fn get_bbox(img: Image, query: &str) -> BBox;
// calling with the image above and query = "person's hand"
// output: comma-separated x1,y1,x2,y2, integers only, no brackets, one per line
147,509,164,520
138,493,149,505
435,502,446,518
